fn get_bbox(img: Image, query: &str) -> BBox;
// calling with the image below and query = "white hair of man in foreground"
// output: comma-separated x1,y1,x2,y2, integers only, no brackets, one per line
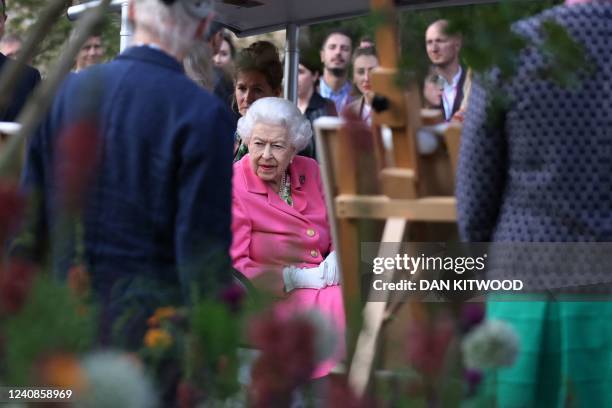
130,0,214,60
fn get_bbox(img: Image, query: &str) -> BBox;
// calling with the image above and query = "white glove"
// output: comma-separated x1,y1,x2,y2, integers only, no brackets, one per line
283,265,326,292
416,129,440,155
320,251,340,286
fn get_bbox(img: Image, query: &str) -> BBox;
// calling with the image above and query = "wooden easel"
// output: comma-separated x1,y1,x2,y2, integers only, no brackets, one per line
314,0,462,397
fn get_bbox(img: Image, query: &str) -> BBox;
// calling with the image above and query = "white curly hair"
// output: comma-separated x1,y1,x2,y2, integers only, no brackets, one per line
237,97,312,152
131,0,214,58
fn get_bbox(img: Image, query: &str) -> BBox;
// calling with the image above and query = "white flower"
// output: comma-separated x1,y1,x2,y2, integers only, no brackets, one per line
461,319,520,370
76,351,157,408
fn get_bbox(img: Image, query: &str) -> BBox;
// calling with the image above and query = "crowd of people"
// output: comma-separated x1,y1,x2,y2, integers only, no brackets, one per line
1,0,610,405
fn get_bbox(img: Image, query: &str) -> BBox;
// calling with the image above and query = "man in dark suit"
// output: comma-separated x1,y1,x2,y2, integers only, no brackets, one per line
457,1,612,405
425,19,469,121
0,0,41,122
19,0,234,347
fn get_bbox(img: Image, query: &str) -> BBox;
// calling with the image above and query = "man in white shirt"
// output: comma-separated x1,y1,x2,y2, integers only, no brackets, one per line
318,29,353,113
425,19,470,121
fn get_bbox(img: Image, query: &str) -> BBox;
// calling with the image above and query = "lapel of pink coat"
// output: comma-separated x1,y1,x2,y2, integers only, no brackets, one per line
241,155,309,222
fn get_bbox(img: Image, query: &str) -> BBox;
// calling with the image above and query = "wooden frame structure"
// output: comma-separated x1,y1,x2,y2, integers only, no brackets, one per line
314,0,463,396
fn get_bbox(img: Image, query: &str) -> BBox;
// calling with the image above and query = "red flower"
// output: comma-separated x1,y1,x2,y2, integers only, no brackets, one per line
0,259,36,315
405,312,455,378
326,376,374,408
0,180,25,243
55,119,100,211
248,311,316,407
176,380,205,408
341,106,376,152
219,282,246,313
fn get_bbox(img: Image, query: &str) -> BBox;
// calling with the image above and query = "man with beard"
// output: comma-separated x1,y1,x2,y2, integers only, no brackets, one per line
425,19,470,121
318,29,353,113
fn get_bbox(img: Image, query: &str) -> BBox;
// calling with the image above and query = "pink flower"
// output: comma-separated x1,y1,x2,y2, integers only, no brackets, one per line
326,376,374,408
248,311,316,407
464,368,483,397
0,180,25,243
405,312,455,377
460,303,485,333
55,119,100,211
0,259,36,314
177,380,205,408
219,282,247,313
341,106,375,152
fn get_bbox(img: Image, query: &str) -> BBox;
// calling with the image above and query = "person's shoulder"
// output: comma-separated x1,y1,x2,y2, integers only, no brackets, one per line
22,63,41,82
346,96,362,114
513,3,604,36
232,155,249,180
309,92,330,108
0,54,41,82
292,155,319,173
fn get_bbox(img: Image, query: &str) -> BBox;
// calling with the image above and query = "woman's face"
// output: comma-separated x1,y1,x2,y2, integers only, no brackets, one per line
248,122,296,189
297,64,318,98
235,71,278,116
353,55,379,98
213,40,232,68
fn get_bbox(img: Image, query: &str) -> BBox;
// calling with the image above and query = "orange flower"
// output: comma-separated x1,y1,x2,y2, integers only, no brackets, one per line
37,353,88,394
144,328,173,349
67,264,91,298
147,306,178,327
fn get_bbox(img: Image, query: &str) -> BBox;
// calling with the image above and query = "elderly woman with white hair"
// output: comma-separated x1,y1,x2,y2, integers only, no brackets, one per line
231,97,345,378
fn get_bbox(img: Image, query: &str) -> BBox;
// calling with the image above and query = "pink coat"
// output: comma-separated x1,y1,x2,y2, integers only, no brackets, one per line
231,155,345,378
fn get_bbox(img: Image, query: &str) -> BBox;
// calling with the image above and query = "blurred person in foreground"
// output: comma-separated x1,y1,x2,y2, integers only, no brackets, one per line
17,0,234,348
457,0,612,405
232,40,283,161
0,0,40,122
231,97,345,379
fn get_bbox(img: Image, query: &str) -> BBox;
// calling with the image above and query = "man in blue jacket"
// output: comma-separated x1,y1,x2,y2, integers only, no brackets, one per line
19,0,235,347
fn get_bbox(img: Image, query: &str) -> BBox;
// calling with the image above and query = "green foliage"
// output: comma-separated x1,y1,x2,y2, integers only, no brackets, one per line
189,300,242,397
5,0,120,74
538,19,595,87
2,273,96,385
